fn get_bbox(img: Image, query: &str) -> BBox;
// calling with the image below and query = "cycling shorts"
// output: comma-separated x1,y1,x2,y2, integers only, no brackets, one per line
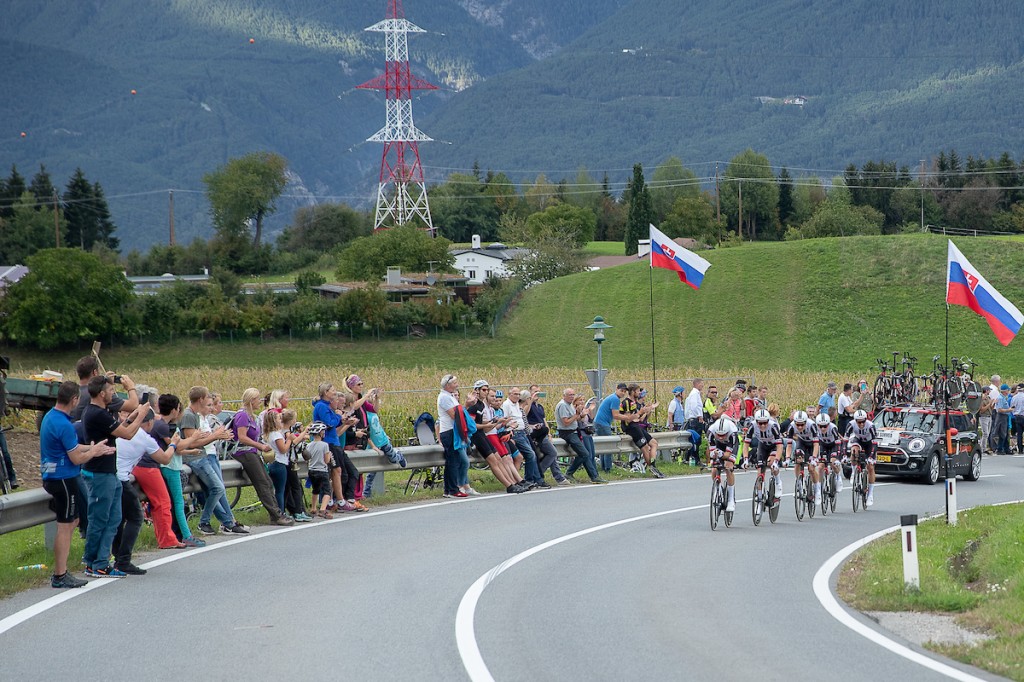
624,424,652,449
819,442,840,460
849,440,875,463
752,440,779,467
791,441,816,461
708,449,735,464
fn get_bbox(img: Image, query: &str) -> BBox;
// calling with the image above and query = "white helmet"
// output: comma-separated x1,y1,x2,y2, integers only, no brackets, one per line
853,409,868,422
814,413,831,427
710,418,732,437
792,410,809,425
753,408,771,423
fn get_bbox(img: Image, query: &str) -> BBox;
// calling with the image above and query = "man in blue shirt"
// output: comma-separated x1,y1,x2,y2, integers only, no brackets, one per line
818,382,838,421
594,383,629,472
993,384,1013,455
40,381,115,588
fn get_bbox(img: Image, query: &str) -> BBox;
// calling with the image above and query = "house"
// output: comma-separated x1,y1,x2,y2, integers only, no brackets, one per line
450,235,530,285
313,267,470,304
127,270,210,295
0,265,29,293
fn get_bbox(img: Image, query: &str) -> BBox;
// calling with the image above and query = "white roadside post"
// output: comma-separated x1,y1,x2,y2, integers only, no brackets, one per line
901,514,920,589
946,476,957,526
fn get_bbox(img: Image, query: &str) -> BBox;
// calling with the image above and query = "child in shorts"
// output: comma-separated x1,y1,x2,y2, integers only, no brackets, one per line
304,422,333,519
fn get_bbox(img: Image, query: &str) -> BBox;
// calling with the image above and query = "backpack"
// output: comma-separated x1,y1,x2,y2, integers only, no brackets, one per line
215,411,244,460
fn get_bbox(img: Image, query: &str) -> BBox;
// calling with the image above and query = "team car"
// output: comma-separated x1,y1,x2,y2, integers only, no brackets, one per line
870,405,981,484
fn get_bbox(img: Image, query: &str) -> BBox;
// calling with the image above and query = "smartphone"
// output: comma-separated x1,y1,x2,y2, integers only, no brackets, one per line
536,391,547,398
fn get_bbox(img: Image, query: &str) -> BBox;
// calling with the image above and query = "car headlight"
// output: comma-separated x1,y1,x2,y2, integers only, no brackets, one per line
908,438,926,453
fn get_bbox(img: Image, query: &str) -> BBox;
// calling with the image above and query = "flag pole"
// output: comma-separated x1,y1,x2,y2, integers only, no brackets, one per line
944,300,951,522
649,258,658,422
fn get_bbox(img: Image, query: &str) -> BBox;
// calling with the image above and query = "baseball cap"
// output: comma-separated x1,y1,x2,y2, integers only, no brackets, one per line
672,386,684,394
616,382,628,390
982,386,991,393
1001,384,1010,391
494,390,504,398
473,379,489,390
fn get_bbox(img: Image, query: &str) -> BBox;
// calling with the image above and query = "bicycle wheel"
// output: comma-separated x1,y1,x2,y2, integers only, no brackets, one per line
768,477,780,524
859,470,869,510
710,479,721,531
752,475,764,526
820,471,830,516
228,485,242,509
794,473,806,521
807,478,816,518
724,490,734,528
405,467,427,495
873,375,889,407
851,468,861,512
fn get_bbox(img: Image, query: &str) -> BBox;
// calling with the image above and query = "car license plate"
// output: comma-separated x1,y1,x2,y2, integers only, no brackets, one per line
876,454,892,463
880,430,899,445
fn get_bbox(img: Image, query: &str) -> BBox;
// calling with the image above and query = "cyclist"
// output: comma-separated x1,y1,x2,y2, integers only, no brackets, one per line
844,409,878,506
815,413,843,493
785,410,820,503
707,418,739,512
744,408,784,506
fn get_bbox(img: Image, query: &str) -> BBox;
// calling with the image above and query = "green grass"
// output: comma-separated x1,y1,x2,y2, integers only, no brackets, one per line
584,241,627,256
840,503,1024,680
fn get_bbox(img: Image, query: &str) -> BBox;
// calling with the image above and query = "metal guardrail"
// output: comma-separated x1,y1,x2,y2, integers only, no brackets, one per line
0,431,692,536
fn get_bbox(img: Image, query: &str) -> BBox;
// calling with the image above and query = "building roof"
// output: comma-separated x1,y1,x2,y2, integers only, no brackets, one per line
0,265,29,290
449,245,531,261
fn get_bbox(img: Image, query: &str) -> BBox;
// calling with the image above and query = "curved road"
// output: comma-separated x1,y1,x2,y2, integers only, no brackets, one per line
1,457,1020,681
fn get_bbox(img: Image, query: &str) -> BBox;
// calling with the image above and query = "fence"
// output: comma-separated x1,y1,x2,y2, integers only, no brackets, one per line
924,224,1019,238
0,430,693,537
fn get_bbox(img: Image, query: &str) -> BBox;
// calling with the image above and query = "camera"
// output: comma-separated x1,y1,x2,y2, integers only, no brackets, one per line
113,375,123,384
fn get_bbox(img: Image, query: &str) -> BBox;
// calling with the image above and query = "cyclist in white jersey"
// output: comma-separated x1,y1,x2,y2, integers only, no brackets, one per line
707,418,739,512
844,409,878,506
785,411,820,502
744,409,784,505
814,413,843,493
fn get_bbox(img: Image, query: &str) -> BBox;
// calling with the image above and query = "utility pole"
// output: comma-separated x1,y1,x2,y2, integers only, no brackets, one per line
52,189,61,247
714,163,722,245
738,180,743,240
919,159,926,232
168,190,176,246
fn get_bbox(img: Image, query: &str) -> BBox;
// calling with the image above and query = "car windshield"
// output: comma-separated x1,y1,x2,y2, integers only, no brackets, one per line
874,410,939,434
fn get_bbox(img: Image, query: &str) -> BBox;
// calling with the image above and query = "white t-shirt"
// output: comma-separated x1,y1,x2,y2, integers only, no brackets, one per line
684,388,703,420
837,393,853,416
268,430,290,465
437,391,458,432
116,429,160,482
501,399,525,431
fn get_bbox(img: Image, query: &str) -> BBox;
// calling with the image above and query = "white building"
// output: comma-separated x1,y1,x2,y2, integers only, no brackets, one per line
450,235,530,285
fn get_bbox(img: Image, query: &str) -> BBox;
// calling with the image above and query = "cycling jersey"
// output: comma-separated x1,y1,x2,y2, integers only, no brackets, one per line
708,433,739,457
785,422,819,448
744,422,782,447
845,420,877,445
816,423,842,446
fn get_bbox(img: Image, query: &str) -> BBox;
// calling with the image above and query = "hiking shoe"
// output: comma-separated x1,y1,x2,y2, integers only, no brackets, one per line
506,484,519,494
198,523,217,536
225,523,250,534
294,512,313,522
85,566,126,578
534,481,551,489
182,537,207,547
274,516,296,526
114,563,147,576
52,572,87,589
522,481,539,490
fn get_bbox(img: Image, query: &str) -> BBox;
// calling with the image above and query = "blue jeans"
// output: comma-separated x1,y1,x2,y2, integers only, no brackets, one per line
82,472,122,570
189,455,235,526
455,447,470,486
208,456,235,521
440,430,459,495
561,430,599,480
512,431,542,483
595,423,614,471
268,461,287,514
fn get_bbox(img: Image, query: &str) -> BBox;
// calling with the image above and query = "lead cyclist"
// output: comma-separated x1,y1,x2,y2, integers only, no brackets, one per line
844,409,878,506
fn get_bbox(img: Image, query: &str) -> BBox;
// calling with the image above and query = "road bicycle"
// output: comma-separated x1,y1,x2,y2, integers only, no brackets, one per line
751,461,779,526
708,457,733,530
819,455,838,515
793,455,815,521
850,451,870,512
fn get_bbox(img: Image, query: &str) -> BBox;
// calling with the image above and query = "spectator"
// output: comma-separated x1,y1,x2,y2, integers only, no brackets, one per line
178,386,249,535
756,385,769,411
448,389,474,497
304,422,334,518
594,383,630,473
667,387,686,430
347,376,406,497
265,409,309,520
40,381,114,588
1011,383,1024,454
989,375,1002,399
818,381,838,421
836,383,865,435
502,387,547,487
703,385,721,423
684,379,706,458
71,355,140,420
523,385,570,486
743,385,758,418
978,387,994,455
478,387,530,493
574,394,604,483
209,392,232,425
0,418,17,489
81,375,147,578
992,384,1012,455
114,407,182,574
153,394,207,547
853,379,874,417
557,387,605,484
232,388,295,525
320,388,365,512
436,374,465,498
619,383,662,477
721,387,744,422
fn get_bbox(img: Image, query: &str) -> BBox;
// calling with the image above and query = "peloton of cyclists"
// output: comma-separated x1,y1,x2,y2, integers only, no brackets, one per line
814,413,844,494
784,411,820,503
706,417,740,512
744,408,784,506
844,409,878,506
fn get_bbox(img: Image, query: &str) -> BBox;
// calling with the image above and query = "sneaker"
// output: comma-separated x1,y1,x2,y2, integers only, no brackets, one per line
453,491,469,498
198,523,217,536
182,537,207,547
52,572,87,588
466,486,482,497
10,480,19,490
85,566,127,578
866,494,874,507
506,484,519,494
396,450,407,468
590,478,609,484
294,512,313,522
226,523,250,534
565,474,578,484
649,464,665,479
522,481,539,490
442,493,453,498
556,478,571,487
274,516,296,526
114,562,147,576
513,483,528,493
337,501,357,511
350,500,369,512
534,481,551,489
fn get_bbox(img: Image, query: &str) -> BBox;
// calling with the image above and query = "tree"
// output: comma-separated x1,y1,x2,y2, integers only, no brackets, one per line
278,202,370,253
649,157,699,222
63,169,117,251
720,149,779,240
336,225,454,281
429,173,500,242
29,165,56,209
0,248,134,348
777,167,795,225
203,152,288,248
524,202,596,247
0,192,63,263
499,213,587,285
801,181,884,238
660,194,717,242
0,165,27,220
625,164,652,255
523,174,558,212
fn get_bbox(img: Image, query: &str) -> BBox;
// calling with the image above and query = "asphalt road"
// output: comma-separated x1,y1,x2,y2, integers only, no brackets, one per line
1,457,1021,681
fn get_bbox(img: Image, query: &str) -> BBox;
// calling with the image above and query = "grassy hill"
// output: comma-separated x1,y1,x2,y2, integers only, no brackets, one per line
497,234,1024,376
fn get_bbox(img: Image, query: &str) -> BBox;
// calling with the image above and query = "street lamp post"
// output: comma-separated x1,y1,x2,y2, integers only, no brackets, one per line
585,316,613,400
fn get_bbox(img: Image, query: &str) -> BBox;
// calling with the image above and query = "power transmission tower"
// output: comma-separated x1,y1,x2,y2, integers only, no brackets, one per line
358,1,437,235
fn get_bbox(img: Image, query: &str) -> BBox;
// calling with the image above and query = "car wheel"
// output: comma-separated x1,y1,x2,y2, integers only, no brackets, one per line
920,452,940,485
963,450,982,481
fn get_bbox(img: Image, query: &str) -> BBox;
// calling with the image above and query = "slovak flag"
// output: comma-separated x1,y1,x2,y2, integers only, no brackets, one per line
946,239,1023,346
649,223,711,290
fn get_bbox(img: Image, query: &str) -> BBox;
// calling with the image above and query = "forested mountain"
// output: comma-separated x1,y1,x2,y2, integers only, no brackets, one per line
3,0,1023,252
